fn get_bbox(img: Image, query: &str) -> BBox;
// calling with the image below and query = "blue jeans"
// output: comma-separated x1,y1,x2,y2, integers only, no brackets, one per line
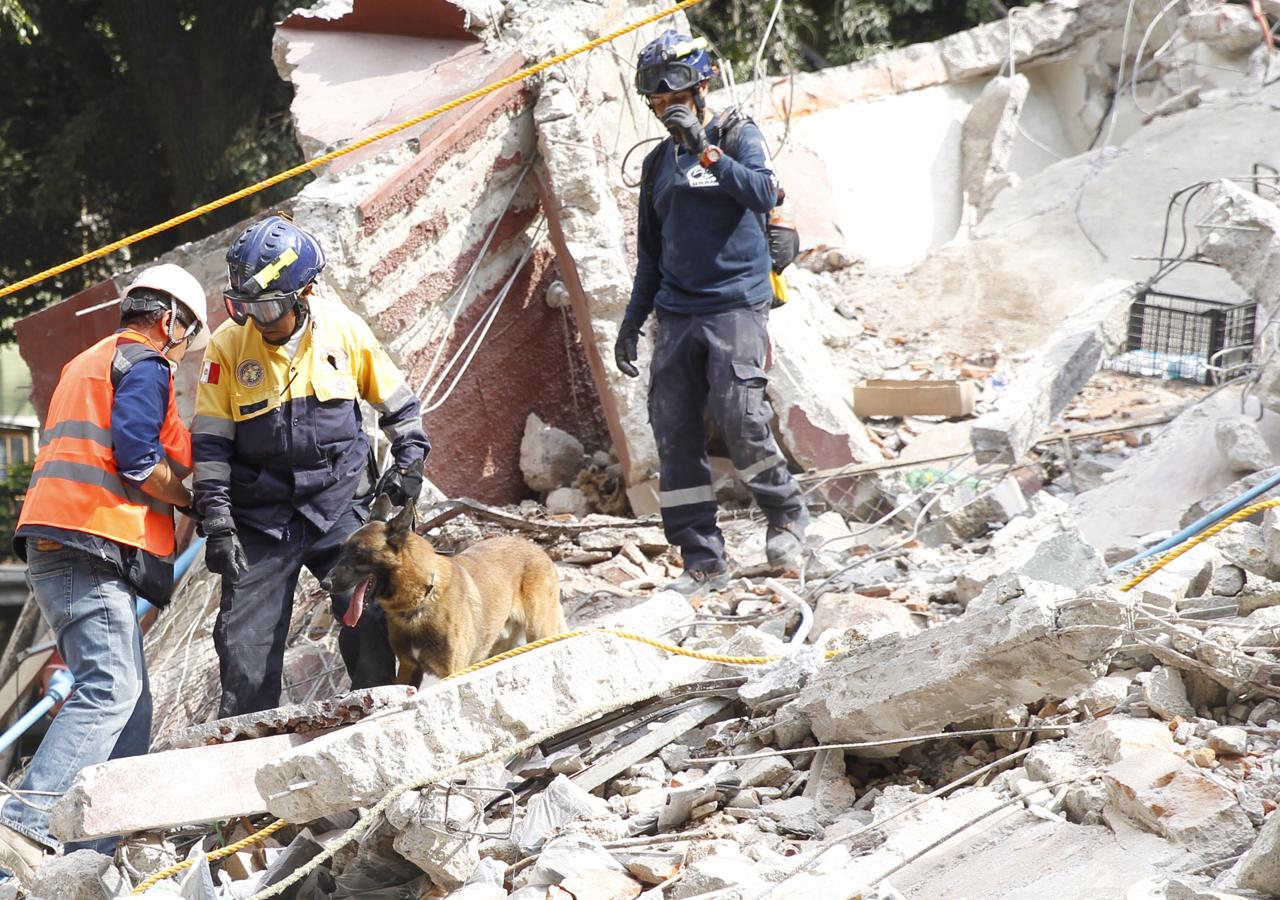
0,544,151,853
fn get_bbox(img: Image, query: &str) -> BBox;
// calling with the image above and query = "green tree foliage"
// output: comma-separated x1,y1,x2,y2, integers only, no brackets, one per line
0,460,32,563
0,0,317,340
690,0,1025,82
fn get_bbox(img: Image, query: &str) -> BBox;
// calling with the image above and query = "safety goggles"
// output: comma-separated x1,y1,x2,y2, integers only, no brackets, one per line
635,61,703,96
222,290,298,327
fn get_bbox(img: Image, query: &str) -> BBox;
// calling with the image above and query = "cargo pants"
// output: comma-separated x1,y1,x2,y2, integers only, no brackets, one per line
214,501,395,718
649,305,805,573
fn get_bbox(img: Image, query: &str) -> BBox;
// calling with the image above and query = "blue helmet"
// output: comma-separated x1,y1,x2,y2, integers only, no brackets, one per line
225,214,325,303
635,30,714,95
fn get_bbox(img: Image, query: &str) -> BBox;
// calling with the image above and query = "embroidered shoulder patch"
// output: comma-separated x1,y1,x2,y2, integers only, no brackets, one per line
200,361,220,385
236,359,265,388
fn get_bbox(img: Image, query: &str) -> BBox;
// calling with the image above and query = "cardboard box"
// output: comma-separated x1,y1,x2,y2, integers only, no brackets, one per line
852,379,977,419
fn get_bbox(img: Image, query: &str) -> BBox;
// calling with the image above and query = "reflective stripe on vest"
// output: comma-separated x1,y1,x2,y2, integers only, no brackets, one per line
19,331,192,556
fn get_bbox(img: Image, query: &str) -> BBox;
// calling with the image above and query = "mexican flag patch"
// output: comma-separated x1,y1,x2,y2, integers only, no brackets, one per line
201,361,220,385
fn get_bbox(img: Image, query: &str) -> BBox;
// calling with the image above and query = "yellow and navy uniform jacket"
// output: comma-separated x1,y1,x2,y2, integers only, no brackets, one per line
192,296,429,538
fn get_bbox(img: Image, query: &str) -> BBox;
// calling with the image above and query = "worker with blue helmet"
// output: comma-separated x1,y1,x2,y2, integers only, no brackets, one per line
615,29,809,595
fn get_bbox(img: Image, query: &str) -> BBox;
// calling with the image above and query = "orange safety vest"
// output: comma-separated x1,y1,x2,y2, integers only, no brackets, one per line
19,330,192,557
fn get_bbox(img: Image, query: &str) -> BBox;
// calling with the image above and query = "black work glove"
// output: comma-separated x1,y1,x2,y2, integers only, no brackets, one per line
375,465,424,508
205,531,248,584
768,223,800,273
662,105,709,154
615,319,642,378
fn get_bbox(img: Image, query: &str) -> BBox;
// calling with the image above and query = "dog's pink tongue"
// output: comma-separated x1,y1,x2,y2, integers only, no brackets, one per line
342,577,370,628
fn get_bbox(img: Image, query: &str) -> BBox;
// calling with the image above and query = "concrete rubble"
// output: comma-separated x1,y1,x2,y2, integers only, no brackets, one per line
15,0,1280,897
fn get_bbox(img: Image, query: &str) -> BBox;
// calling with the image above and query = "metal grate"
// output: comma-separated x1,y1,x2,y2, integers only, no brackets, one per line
1108,289,1257,385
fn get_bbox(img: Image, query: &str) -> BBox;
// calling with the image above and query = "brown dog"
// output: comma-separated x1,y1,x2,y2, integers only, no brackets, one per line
322,495,566,685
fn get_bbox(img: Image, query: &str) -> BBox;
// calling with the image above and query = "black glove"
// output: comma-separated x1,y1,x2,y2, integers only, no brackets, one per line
205,531,248,584
615,319,642,378
768,223,800,273
375,465,423,507
662,105,709,154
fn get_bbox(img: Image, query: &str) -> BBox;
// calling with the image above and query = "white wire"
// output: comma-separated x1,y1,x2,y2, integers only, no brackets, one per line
414,163,534,402
1102,0,1140,148
1131,0,1190,117
421,221,546,414
749,0,785,120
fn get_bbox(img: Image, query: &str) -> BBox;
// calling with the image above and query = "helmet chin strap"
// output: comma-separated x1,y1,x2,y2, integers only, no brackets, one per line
262,300,309,346
158,299,183,355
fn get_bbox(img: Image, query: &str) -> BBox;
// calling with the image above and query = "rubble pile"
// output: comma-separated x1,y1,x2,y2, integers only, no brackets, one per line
12,0,1280,897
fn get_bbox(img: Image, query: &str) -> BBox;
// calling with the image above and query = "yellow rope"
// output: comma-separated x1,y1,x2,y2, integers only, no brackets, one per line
1117,497,1280,592
130,818,288,894
0,0,709,301
443,626,785,681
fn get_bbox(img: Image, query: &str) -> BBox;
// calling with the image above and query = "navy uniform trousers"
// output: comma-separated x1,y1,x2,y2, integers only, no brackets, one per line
213,500,394,717
649,304,805,573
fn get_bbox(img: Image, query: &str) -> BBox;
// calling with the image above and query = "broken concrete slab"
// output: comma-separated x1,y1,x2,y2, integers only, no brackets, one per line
961,74,1029,220
51,732,319,841
258,618,701,821
29,850,125,900
1102,749,1255,858
785,584,1131,756
168,685,416,748
1197,180,1280,315
1216,415,1275,474
1236,804,1280,895
971,279,1132,463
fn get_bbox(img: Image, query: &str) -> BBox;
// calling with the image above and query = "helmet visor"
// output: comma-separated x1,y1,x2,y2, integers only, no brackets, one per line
636,61,702,95
223,292,296,327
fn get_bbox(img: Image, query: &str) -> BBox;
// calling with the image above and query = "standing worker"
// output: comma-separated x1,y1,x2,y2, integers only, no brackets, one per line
0,265,208,882
615,29,808,594
193,215,430,717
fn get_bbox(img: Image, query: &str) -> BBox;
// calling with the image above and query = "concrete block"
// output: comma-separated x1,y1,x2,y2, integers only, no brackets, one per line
785,585,1131,756
1181,466,1280,528
1237,807,1280,894
546,487,589,517
520,412,584,492
28,850,124,900
1130,541,1217,611
387,788,481,890
739,756,795,790
52,733,317,841
738,645,825,711
940,475,1031,542
808,593,922,643
1216,414,1274,474
1220,520,1280,582
1063,674,1132,716
1207,726,1249,757
257,626,701,821
1198,180,1280,320
971,280,1132,463
1103,750,1255,858
1142,666,1196,721
168,685,416,748
1017,529,1109,592
1081,716,1178,763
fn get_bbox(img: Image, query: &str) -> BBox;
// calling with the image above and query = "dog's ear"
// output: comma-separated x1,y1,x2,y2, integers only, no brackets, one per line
370,493,395,522
387,500,416,542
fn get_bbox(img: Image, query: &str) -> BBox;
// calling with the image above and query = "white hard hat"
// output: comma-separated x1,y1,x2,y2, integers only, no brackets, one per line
123,263,210,352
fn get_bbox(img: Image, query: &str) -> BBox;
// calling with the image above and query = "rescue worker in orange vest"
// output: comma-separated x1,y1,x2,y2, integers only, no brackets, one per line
0,264,208,884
